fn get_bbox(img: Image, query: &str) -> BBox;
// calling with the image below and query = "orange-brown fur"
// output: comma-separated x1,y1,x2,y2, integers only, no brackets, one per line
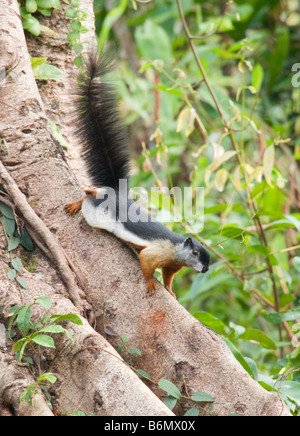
139,240,184,298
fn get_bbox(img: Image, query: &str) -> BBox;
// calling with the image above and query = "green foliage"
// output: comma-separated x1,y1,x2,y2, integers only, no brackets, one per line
158,378,215,415
116,332,216,415
94,0,300,414
19,0,89,67
7,296,83,408
20,372,57,407
31,57,68,81
0,195,37,291
9,296,82,361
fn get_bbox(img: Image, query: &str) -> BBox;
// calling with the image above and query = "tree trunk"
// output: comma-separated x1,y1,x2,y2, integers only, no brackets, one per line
0,0,291,416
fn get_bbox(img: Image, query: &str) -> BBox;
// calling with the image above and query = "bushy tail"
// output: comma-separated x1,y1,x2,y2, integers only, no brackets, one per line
75,53,130,190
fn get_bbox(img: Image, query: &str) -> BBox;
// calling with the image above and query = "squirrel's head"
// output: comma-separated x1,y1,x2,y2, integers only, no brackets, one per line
175,237,210,274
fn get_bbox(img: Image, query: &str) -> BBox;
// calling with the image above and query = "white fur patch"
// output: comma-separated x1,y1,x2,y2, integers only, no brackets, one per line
82,197,148,248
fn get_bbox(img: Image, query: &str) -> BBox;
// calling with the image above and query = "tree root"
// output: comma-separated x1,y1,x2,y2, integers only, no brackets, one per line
0,351,54,416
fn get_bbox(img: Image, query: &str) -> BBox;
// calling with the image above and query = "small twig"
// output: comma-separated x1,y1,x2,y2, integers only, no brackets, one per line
243,268,268,277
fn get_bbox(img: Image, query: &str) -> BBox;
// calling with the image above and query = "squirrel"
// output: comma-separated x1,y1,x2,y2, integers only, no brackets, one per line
66,54,210,299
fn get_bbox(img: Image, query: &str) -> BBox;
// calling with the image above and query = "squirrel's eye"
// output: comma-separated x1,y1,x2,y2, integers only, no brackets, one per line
192,250,198,256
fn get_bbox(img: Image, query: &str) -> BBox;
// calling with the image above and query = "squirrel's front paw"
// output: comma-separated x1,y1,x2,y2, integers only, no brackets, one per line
146,278,157,296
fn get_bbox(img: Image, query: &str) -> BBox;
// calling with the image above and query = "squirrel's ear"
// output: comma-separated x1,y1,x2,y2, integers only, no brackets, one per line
184,237,193,248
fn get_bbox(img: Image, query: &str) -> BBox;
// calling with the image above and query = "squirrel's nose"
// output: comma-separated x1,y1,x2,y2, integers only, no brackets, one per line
201,265,209,274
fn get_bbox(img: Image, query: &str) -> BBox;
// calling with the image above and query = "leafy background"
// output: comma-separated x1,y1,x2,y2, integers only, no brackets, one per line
93,0,300,414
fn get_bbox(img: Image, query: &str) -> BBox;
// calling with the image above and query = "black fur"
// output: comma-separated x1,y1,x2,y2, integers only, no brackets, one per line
76,54,131,190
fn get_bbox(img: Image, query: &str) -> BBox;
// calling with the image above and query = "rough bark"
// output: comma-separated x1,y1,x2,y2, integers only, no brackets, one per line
0,350,54,416
0,0,291,416
0,267,173,416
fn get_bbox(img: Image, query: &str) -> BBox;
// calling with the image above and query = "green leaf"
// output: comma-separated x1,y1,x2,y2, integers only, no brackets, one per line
158,379,181,399
65,6,77,18
247,245,270,256
11,257,22,273
221,337,254,378
184,407,199,416
71,20,81,32
239,328,276,350
48,120,68,149
7,268,16,283
244,358,259,381
39,25,56,35
8,306,23,338
279,381,300,407
16,305,32,335
72,43,83,55
284,214,300,232
39,325,65,334
97,0,128,51
293,257,300,273
67,31,80,43
135,369,152,380
190,273,231,298
204,204,229,214
129,347,142,356
74,55,84,68
30,57,47,69
2,216,16,238
13,337,28,353
18,227,35,251
36,0,59,8
190,391,215,403
0,202,15,219
135,20,172,64
258,381,276,392
31,335,55,348
64,329,74,344
37,373,57,384
26,0,38,13
34,64,68,81
193,311,226,335
252,64,264,93
23,15,41,36
7,236,20,252
34,296,52,310
16,277,29,290
261,308,300,325
214,169,228,192
163,396,177,411
49,313,83,325
52,0,61,8
38,8,52,16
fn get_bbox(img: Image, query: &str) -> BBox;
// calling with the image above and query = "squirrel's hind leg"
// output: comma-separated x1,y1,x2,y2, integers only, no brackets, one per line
65,188,97,215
